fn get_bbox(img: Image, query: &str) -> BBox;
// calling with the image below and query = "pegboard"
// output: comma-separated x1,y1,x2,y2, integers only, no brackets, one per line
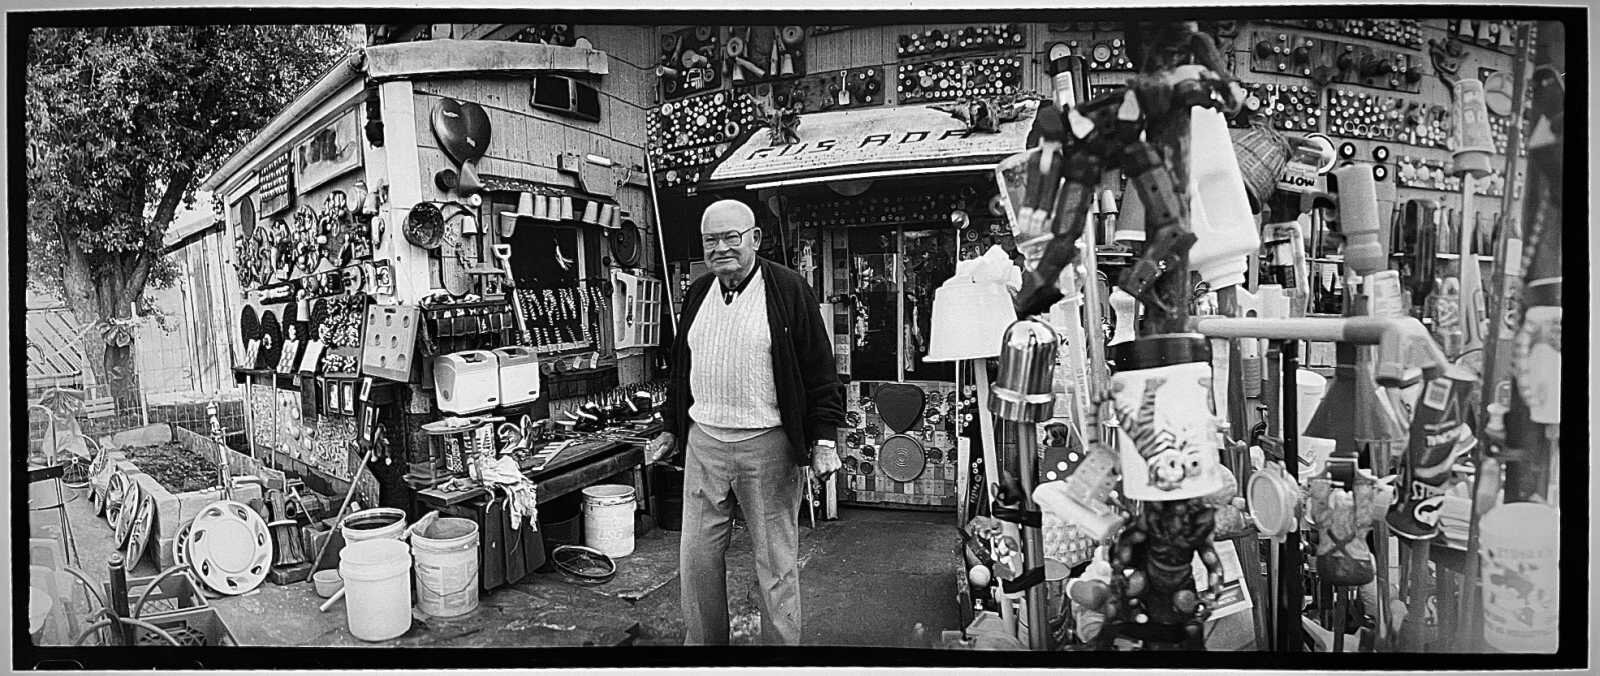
896,23,1027,59
723,25,807,84
1396,155,1508,196
1235,82,1324,133
896,55,1024,104
766,66,887,112
1305,19,1424,49
658,26,723,101
1042,31,1135,73
840,380,960,508
360,304,421,383
648,90,733,153
1445,19,1521,54
1248,30,1423,93
1325,87,1451,148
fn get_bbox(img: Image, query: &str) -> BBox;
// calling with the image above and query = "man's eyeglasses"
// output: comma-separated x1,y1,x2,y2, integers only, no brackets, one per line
702,225,757,249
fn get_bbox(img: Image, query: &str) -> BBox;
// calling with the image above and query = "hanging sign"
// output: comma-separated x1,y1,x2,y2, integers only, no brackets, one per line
295,108,364,194
705,100,1037,188
257,152,295,217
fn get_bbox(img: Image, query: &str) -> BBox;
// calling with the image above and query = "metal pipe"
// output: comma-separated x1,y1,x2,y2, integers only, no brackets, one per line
1187,315,1448,388
106,554,133,645
1014,424,1050,651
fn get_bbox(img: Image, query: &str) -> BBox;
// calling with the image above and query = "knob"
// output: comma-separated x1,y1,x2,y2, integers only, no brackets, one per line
1254,41,1273,59
1292,46,1311,63
1337,50,1356,70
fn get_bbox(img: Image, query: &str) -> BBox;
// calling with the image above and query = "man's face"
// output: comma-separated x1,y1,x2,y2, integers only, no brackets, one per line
700,200,760,281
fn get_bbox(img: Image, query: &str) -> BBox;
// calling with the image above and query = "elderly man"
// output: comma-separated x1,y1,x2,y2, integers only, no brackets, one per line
646,199,844,645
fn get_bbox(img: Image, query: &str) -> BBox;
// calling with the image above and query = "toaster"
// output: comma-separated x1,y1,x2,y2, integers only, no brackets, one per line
493,346,542,406
434,350,500,414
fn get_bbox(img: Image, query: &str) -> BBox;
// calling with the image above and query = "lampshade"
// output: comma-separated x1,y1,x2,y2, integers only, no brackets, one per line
925,279,1017,362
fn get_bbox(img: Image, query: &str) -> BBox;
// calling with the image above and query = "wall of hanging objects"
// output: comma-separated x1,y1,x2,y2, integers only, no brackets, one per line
639,18,1532,520
1395,155,1507,196
722,25,808,84
507,23,576,47
1308,18,1425,48
764,66,888,112
895,55,1025,104
658,26,724,100
1446,19,1521,53
1324,88,1452,147
896,23,1028,58
840,380,961,508
1248,30,1424,93
1233,82,1324,133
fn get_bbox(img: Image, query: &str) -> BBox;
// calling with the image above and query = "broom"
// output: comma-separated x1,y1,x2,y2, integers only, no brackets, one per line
267,488,307,567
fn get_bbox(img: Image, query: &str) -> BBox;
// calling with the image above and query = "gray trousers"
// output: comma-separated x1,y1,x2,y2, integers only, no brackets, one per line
680,423,804,645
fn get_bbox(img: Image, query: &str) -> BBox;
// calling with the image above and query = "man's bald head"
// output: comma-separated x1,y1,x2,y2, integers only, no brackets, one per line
700,199,756,235
700,199,761,286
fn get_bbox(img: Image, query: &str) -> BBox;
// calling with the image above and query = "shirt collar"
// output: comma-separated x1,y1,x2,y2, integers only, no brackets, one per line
719,264,760,304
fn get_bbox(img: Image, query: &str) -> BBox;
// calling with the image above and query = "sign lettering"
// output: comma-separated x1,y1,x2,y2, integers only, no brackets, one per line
708,101,1038,185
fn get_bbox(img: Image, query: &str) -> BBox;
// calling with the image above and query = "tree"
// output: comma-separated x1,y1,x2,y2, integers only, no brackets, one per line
26,25,353,407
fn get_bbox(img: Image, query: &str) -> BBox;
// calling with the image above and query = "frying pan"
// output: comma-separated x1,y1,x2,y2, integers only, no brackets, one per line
873,383,926,433
431,99,493,165
880,434,927,483
404,202,446,249
610,219,643,268
237,195,257,241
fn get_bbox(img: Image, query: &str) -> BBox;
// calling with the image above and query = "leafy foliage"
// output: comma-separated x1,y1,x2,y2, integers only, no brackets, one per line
26,24,353,298
26,24,353,397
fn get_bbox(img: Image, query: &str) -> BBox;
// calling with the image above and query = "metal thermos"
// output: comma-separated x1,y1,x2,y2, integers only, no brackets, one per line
989,319,1060,423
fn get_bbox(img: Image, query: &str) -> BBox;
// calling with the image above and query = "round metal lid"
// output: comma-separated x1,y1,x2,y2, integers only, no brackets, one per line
880,434,927,483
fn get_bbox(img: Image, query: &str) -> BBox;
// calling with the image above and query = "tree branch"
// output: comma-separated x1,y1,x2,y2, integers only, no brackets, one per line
149,167,196,235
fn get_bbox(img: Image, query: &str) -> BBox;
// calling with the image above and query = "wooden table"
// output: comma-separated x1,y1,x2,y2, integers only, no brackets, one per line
413,437,648,593
415,438,645,509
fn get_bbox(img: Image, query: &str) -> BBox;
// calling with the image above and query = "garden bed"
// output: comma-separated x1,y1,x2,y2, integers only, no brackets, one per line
121,441,221,494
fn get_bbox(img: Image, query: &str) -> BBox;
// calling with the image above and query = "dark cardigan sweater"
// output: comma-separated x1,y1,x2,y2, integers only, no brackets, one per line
664,257,844,466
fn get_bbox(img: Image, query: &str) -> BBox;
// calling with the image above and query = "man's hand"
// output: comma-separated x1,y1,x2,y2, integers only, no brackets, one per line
811,444,841,479
645,432,676,465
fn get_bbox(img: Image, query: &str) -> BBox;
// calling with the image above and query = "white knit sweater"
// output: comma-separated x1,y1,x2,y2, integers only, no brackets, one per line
687,268,783,436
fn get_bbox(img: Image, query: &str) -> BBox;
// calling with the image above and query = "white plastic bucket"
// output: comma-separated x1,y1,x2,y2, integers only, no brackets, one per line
338,538,413,642
1479,502,1559,653
582,484,636,557
412,517,480,618
341,507,407,545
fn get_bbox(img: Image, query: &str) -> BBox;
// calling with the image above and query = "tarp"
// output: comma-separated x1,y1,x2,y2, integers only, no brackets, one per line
704,100,1038,189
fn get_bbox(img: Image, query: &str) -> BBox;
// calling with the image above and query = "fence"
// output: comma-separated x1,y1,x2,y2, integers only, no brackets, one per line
24,288,248,458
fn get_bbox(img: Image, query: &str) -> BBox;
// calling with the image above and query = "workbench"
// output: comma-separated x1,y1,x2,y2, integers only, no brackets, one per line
413,435,652,592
